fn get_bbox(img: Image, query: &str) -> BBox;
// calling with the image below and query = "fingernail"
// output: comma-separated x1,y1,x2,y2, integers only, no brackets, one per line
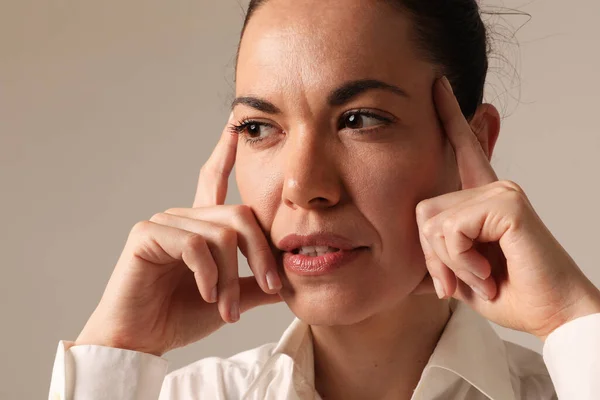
230,301,240,322
210,287,218,303
266,270,282,291
432,277,446,299
470,284,489,301
441,76,454,94
472,269,488,281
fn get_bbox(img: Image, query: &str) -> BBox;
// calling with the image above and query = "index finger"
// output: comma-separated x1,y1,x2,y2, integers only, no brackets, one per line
193,113,238,208
434,76,498,190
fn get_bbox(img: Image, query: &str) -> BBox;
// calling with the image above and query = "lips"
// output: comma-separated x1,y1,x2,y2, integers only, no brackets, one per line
292,246,340,256
277,233,368,276
277,233,363,253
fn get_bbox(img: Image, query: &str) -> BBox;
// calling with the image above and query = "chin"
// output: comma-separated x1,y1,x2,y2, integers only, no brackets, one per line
280,280,391,326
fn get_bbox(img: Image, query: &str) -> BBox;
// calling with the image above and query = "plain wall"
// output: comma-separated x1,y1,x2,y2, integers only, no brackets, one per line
1,1,599,398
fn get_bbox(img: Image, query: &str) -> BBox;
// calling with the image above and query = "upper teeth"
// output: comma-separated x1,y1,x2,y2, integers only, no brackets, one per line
297,246,339,256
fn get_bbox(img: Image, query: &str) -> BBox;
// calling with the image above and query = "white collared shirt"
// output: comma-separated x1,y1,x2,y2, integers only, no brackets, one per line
49,299,600,399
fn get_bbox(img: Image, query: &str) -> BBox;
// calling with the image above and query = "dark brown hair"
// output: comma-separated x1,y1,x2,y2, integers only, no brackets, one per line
239,0,491,120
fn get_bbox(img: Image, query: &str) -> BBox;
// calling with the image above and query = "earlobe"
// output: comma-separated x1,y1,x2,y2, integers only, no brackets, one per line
469,103,501,161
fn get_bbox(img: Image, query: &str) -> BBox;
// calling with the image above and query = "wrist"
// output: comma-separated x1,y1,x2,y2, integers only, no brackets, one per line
75,329,163,356
74,332,121,350
74,339,163,357
536,286,600,342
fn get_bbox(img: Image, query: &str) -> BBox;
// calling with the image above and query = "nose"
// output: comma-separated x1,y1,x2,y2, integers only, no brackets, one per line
281,130,342,210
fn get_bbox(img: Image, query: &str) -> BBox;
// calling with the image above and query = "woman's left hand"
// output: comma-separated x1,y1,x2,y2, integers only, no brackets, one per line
413,77,600,341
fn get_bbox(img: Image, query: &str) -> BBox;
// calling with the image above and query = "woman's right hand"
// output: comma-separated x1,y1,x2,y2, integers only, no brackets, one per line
74,115,283,357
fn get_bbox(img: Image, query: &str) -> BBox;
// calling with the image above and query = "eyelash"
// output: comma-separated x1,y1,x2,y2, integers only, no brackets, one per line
337,109,393,130
228,118,268,145
228,109,394,146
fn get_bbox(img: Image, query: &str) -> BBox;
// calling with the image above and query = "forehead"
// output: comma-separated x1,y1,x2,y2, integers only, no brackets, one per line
236,0,432,98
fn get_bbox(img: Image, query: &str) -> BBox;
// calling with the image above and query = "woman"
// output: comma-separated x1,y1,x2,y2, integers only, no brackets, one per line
49,0,600,399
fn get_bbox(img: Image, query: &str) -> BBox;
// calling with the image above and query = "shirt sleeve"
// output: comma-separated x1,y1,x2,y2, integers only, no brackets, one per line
48,340,169,400
542,312,600,400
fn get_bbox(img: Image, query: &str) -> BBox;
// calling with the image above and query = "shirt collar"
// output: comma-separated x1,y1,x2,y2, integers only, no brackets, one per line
272,317,315,385
420,298,516,400
269,298,516,400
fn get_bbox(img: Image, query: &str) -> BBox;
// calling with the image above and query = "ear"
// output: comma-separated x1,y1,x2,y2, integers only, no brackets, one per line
469,103,501,161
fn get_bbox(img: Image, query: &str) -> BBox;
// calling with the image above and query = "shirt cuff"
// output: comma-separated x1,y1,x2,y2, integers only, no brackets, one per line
49,340,169,400
542,313,600,400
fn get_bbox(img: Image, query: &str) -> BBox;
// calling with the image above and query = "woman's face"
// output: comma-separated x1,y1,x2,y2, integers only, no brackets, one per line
234,0,462,325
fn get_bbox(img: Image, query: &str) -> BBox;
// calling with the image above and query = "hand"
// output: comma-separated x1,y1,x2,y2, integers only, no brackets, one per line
75,114,283,356
412,77,600,341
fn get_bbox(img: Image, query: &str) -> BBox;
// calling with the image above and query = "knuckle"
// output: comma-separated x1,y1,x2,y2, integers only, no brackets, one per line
423,251,439,265
488,184,508,197
415,200,435,221
421,219,437,238
201,163,221,180
503,187,527,206
184,233,207,253
254,243,273,259
499,179,524,194
220,276,240,292
149,212,166,223
441,216,457,234
214,227,237,246
232,204,253,225
194,260,218,284
505,190,530,219
130,220,154,237
202,267,219,286
251,246,274,271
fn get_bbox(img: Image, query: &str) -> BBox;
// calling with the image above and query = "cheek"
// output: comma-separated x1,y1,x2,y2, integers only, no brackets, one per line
348,129,455,263
350,136,447,217
235,150,281,229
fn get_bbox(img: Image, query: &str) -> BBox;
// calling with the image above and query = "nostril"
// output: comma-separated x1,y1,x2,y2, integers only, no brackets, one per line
310,197,330,205
283,198,298,210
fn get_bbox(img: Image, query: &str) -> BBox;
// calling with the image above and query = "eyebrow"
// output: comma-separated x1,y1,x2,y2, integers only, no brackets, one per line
230,79,409,113
231,97,282,114
328,79,409,106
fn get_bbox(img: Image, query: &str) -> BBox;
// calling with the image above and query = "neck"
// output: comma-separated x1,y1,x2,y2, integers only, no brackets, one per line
311,295,451,400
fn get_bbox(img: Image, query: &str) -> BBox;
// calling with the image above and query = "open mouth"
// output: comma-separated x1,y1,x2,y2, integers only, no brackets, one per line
291,246,342,256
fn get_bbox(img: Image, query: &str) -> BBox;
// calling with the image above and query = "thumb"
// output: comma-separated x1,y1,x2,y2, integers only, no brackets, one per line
239,276,283,313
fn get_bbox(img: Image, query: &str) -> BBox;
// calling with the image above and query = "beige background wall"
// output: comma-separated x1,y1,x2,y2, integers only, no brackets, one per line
1,1,599,398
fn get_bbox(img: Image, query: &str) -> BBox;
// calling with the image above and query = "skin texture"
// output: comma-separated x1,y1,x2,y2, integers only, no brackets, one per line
235,0,470,325
73,2,600,399
232,1,500,397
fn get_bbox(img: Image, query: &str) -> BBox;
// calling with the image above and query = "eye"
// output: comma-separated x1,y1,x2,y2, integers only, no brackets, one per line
339,110,392,131
230,119,280,145
245,121,276,138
